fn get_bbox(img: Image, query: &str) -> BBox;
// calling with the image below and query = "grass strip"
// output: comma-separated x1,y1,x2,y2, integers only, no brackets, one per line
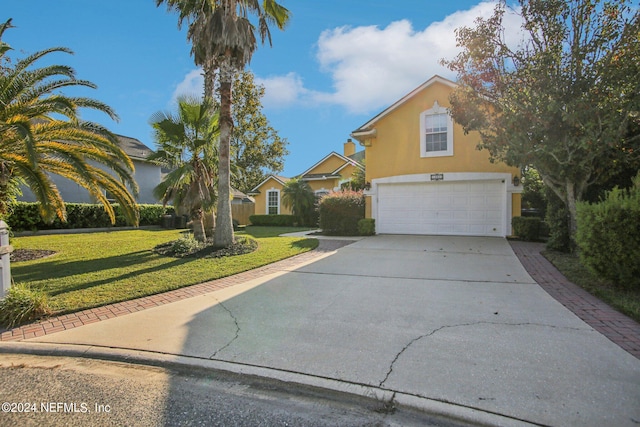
543,250,640,323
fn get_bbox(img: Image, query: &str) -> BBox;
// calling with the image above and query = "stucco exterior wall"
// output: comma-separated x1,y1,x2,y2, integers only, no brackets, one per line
357,79,522,230
252,177,292,215
133,161,162,204
19,159,162,205
364,81,519,183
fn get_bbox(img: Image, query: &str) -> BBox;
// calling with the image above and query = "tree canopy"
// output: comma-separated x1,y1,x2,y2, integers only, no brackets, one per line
231,70,288,194
442,0,640,238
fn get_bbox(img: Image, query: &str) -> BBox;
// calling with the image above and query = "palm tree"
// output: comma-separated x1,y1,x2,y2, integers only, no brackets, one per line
281,177,315,226
148,96,219,242
157,0,290,247
0,19,139,225
154,0,218,102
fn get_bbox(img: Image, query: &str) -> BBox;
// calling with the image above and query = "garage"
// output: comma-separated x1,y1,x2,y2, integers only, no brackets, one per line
375,180,505,236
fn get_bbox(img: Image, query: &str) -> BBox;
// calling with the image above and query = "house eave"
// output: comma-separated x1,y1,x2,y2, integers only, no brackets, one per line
351,75,458,135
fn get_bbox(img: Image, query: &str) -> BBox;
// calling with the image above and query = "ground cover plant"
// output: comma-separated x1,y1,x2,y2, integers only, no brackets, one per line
6,227,317,321
543,250,640,323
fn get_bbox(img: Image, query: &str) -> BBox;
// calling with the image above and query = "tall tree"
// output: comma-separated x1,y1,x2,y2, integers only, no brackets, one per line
148,96,219,242
0,19,139,225
442,0,639,242
158,0,290,248
231,70,288,194
155,0,218,102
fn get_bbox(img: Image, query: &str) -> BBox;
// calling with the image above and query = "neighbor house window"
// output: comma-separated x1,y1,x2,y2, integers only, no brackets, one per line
267,189,280,215
420,101,453,158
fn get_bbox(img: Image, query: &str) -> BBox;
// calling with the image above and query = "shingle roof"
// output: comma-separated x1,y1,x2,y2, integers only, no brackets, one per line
348,150,365,164
116,134,154,161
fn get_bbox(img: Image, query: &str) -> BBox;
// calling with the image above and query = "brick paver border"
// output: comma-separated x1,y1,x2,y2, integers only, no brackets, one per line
0,239,353,342
509,240,640,360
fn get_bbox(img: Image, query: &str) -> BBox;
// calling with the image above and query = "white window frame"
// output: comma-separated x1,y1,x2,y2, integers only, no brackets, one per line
420,101,453,158
266,189,280,215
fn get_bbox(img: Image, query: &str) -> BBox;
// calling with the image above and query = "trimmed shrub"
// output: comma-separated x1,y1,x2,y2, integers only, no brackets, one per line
576,179,640,290
545,189,571,252
511,216,542,241
169,235,204,256
318,190,365,236
0,284,52,328
358,218,375,236
6,202,169,232
249,214,296,227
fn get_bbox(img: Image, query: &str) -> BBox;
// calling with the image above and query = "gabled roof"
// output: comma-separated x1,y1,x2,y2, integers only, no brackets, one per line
351,75,457,137
249,148,364,194
298,151,364,179
248,175,289,194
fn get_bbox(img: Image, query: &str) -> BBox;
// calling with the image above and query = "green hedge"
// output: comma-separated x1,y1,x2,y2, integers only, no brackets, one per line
576,181,640,290
5,202,171,232
512,216,543,241
545,189,571,252
249,214,296,227
357,218,375,236
318,191,365,236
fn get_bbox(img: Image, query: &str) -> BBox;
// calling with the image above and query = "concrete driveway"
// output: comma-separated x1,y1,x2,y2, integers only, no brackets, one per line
24,235,640,426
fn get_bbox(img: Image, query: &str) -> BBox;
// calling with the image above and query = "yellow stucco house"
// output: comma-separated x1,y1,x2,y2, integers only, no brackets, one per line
351,75,521,237
249,141,364,215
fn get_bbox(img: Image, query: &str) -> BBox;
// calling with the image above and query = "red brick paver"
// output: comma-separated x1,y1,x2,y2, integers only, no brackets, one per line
509,240,640,360
0,239,353,342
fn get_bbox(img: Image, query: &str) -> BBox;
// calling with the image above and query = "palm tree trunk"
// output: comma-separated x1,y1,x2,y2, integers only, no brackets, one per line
203,56,216,104
192,208,207,243
204,208,215,238
214,58,235,248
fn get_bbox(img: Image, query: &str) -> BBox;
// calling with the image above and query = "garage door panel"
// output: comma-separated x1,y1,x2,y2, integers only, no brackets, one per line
377,180,504,236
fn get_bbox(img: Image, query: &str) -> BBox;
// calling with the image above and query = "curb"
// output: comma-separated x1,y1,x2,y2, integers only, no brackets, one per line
0,341,541,427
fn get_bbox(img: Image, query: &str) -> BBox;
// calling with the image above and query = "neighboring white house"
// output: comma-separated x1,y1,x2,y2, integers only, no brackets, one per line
19,134,162,205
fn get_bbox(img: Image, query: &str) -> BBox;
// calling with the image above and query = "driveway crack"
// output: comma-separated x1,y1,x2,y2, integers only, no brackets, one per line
209,298,240,359
379,321,586,387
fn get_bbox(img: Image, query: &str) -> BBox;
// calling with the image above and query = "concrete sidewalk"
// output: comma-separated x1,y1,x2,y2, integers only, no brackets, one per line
2,235,639,426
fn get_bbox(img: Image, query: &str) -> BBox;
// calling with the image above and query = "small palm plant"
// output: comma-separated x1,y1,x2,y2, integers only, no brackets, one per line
148,96,219,242
282,177,315,226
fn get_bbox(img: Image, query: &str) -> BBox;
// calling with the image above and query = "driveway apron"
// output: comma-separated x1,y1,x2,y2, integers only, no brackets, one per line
27,235,640,427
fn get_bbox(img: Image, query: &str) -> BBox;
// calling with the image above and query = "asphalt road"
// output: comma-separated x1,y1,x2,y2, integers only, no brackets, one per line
0,354,471,427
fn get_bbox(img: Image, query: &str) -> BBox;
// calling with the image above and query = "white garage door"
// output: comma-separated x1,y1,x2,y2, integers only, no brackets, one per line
377,180,504,236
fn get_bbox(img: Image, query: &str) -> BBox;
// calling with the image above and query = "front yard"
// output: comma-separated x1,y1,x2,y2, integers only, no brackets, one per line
8,227,317,316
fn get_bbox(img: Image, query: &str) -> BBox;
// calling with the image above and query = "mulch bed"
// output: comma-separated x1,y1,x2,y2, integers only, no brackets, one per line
10,249,57,263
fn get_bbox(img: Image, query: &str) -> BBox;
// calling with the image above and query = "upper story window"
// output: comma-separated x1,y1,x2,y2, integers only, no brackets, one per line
420,101,453,158
267,189,280,215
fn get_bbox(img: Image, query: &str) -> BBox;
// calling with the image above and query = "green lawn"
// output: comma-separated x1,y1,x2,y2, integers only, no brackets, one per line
543,250,640,323
10,227,317,315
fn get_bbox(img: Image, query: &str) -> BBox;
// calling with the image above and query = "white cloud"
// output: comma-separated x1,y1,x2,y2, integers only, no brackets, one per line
312,0,521,113
170,1,524,115
171,69,204,104
255,72,310,109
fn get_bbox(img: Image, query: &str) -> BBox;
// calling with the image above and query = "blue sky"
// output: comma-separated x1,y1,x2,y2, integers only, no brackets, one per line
3,1,515,177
